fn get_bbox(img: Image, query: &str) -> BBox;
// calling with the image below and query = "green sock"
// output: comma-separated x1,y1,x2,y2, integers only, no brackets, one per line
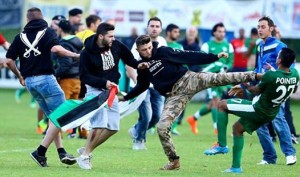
217,111,228,147
199,105,210,116
232,136,244,168
171,121,178,131
211,108,218,124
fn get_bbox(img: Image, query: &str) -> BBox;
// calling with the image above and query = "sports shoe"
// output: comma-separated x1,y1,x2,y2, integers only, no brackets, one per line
132,140,147,150
223,167,242,173
257,160,270,165
147,127,156,135
204,143,229,155
291,135,299,144
59,153,77,165
36,126,44,134
77,155,92,170
286,155,297,165
128,127,136,139
186,116,198,134
171,128,181,136
30,102,36,108
30,150,48,167
160,159,180,170
38,120,48,132
15,89,21,104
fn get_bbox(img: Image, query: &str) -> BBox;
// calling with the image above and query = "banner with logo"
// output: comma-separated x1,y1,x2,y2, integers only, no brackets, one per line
23,0,91,27
264,0,300,38
0,0,23,28
90,0,263,36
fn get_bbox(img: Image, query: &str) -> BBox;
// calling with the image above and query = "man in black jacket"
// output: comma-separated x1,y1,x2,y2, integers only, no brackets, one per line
76,23,147,170
119,34,262,170
2,7,80,167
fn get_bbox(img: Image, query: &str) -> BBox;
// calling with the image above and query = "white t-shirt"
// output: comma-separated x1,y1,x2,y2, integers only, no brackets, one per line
129,36,167,87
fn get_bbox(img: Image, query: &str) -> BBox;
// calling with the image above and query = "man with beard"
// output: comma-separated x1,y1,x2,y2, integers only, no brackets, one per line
76,23,147,170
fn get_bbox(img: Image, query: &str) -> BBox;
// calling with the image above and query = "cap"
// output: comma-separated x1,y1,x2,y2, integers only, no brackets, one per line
58,20,72,32
52,15,66,21
68,8,83,16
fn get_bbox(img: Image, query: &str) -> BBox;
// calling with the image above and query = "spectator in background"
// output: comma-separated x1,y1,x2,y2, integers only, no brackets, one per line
122,27,138,49
244,28,259,71
187,22,234,135
126,17,167,150
231,28,248,72
54,20,83,138
50,15,66,36
72,23,86,35
179,26,201,72
68,8,83,34
76,15,102,43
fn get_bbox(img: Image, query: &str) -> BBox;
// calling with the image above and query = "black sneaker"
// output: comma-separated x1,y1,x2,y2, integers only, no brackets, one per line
30,150,48,167
59,153,77,165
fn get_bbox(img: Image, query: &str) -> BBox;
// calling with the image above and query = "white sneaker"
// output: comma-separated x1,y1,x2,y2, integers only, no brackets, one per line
257,160,269,165
77,155,92,170
132,141,147,150
286,155,297,165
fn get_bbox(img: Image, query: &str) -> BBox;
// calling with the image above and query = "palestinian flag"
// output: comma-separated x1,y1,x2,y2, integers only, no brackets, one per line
49,87,118,131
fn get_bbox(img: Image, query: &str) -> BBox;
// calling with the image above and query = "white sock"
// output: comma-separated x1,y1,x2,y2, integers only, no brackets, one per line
213,123,217,129
194,111,201,120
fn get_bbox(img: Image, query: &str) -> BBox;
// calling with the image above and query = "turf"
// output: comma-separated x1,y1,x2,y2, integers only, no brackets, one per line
0,89,299,177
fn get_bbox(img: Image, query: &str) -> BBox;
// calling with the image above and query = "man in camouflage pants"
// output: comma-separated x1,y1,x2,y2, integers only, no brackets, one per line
119,35,262,170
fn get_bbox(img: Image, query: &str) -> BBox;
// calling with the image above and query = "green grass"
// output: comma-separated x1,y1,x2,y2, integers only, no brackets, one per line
0,89,299,177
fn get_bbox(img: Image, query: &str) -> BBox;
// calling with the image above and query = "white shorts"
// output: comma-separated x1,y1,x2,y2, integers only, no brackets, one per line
86,85,120,130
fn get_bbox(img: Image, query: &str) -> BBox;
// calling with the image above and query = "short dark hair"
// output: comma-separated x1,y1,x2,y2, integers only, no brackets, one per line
279,48,296,68
68,8,83,16
96,22,115,36
258,16,275,27
166,23,179,34
211,22,225,36
136,35,151,47
147,17,162,27
27,7,43,21
58,20,72,33
250,27,258,35
86,15,101,28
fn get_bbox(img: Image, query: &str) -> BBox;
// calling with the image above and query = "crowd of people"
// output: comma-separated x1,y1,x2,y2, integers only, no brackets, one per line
0,7,299,174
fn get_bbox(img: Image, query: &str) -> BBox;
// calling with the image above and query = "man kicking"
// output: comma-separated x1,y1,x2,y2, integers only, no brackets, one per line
119,34,262,170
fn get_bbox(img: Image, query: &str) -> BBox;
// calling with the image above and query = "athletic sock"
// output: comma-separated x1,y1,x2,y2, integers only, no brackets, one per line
211,107,218,124
217,111,228,147
57,148,67,154
37,145,47,156
194,105,210,120
232,136,244,168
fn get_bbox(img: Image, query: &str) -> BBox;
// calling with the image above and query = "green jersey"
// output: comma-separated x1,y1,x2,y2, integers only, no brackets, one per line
167,41,184,50
201,40,234,72
254,68,299,119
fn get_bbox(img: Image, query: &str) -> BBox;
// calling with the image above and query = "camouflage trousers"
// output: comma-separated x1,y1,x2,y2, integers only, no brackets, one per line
156,71,257,160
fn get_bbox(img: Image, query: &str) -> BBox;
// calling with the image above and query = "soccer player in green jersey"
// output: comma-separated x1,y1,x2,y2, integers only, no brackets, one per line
204,47,299,173
187,22,234,135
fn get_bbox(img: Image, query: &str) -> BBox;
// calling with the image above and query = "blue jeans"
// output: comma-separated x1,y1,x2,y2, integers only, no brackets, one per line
256,103,296,163
25,75,65,116
134,87,164,142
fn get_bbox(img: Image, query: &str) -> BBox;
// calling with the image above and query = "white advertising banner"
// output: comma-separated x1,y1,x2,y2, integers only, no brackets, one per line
90,0,264,36
265,0,300,38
